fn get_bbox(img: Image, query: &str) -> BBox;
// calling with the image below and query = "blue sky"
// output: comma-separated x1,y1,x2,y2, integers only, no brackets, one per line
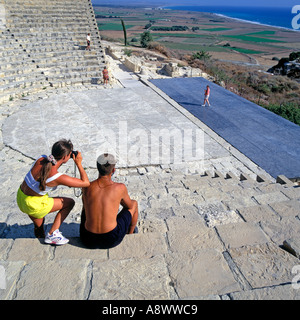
91,0,299,7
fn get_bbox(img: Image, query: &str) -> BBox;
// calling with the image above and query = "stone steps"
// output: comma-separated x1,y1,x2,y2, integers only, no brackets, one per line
0,0,106,102
1,165,299,300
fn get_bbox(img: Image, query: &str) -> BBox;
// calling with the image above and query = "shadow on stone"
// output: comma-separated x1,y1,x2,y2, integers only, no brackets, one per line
0,222,81,240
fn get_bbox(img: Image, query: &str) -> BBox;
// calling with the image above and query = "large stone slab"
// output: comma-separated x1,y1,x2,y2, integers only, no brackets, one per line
89,255,176,300
237,205,280,223
260,217,300,245
0,260,25,300
14,259,91,300
253,192,290,205
7,239,53,262
229,243,299,288
269,200,300,218
166,249,240,298
166,217,223,252
216,222,268,249
109,232,168,260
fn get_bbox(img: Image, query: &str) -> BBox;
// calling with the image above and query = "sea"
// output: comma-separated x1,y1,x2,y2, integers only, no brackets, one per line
163,5,298,31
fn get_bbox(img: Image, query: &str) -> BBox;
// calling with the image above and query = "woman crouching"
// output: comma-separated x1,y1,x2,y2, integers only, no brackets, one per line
17,139,90,245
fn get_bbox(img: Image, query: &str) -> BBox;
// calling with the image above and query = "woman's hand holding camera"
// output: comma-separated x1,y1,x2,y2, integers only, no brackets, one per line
71,150,83,166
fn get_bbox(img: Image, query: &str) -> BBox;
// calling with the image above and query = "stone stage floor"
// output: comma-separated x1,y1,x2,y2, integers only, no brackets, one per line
150,77,300,179
2,85,232,171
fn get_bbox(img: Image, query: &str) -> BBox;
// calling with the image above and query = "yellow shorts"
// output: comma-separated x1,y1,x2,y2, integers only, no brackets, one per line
16,187,54,219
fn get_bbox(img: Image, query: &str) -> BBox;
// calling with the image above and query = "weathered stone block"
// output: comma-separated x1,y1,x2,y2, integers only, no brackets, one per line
237,205,279,223
109,232,167,260
166,249,240,298
253,192,289,205
89,255,176,300
14,259,91,300
269,200,300,218
7,238,52,262
0,260,25,300
229,243,299,288
216,222,268,249
166,217,223,252
260,217,300,245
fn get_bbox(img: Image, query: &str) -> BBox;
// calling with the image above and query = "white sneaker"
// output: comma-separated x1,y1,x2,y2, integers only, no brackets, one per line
44,229,69,245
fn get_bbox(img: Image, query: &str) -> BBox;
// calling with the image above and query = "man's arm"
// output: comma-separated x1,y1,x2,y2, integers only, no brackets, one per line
120,184,134,210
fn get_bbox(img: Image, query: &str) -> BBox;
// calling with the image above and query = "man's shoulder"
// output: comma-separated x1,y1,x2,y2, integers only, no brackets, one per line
113,182,127,191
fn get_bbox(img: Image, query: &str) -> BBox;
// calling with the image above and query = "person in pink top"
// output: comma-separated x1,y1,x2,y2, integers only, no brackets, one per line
202,85,211,107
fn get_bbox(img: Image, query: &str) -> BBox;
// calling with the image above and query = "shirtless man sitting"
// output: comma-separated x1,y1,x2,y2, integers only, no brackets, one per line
80,153,138,249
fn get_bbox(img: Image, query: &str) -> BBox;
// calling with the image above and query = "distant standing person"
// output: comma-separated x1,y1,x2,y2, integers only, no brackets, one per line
86,33,91,51
102,66,109,86
202,85,211,107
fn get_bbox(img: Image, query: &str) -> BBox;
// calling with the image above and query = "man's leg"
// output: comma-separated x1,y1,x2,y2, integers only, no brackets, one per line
127,200,138,234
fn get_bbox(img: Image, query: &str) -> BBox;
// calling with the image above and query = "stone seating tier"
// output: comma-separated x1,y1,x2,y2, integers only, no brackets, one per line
0,0,106,102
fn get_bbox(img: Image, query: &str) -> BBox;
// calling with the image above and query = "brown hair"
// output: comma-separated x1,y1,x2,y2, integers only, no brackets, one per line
38,139,73,191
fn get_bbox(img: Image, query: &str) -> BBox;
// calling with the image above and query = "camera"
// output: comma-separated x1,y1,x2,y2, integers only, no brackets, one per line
71,150,78,158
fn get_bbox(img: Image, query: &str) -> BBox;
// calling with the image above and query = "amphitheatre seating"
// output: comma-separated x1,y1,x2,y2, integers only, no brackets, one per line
1,162,300,299
0,0,106,103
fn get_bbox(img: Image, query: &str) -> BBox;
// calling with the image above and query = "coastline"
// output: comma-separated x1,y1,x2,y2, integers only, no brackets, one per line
163,6,298,33
213,13,299,33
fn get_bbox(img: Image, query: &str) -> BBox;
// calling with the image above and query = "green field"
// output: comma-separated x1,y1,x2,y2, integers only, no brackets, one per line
229,47,264,54
98,22,135,31
223,34,285,43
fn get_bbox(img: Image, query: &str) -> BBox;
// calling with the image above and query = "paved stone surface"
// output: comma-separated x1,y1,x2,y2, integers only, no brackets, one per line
2,86,223,168
1,0,300,302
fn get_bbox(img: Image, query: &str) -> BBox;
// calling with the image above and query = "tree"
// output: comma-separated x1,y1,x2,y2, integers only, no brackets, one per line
140,31,153,48
121,19,127,46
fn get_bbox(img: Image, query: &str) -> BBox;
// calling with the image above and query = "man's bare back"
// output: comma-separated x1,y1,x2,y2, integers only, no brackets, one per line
80,154,138,249
82,178,134,234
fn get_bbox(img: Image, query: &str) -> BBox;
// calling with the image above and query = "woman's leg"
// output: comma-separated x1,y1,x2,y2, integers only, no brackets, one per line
28,216,45,238
48,197,75,234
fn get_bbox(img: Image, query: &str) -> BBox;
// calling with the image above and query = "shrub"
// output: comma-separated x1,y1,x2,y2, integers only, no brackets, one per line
123,48,132,57
140,31,153,48
265,103,300,125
